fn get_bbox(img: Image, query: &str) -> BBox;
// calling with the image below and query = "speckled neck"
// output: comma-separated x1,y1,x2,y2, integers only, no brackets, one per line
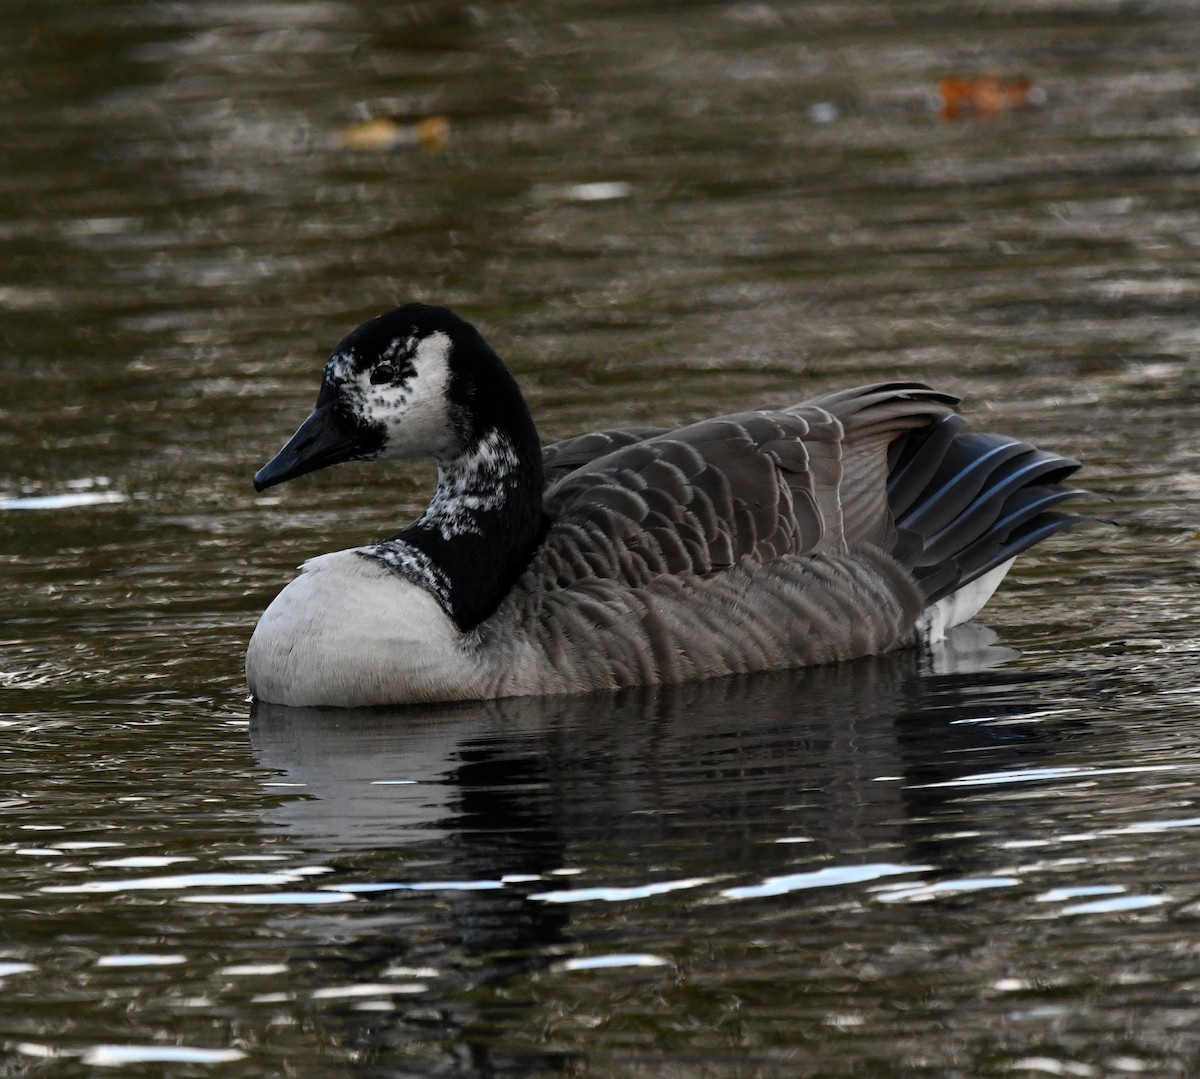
419,427,524,541
361,418,546,633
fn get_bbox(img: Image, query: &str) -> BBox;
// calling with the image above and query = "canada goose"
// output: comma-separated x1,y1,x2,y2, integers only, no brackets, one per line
246,304,1086,708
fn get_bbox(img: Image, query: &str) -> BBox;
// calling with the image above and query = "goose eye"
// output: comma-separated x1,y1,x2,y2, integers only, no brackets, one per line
371,363,396,385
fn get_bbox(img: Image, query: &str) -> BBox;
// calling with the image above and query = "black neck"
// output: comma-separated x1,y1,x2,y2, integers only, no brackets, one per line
396,404,544,634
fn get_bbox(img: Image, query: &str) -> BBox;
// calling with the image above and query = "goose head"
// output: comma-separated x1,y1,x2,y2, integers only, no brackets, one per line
254,304,527,492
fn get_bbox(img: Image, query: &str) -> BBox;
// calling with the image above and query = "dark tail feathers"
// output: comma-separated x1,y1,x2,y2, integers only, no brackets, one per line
887,413,1088,604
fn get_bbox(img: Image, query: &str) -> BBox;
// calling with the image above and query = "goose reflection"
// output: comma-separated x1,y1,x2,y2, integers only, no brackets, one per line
249,625,1051,861
245,628,1086,1076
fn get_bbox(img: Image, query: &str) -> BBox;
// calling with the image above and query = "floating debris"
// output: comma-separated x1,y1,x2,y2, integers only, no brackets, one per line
331,115,450,153
937,76,1045,121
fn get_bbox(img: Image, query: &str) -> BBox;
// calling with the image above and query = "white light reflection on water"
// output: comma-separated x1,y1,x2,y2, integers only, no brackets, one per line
93,856,194,868
918,763,1183,789
0,492,127,510
1035,886,1125,903
1058,895,1167,916
721,863,931,901
41,872,305,894
327,878,508,893
80,1045,246,1067
179,892,355,905
13,1042,248,1066
95,955,188,968
218,963,289,976
0,963,35,977
556,954,671,972
875,877,1020,904
531,877,715,903
1000,814,1200,853
309,983,428,999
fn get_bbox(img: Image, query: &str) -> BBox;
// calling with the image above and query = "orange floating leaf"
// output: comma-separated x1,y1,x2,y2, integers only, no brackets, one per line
331,115,450,152
414,116,450,152
938,76,1042,121
332,117,401,151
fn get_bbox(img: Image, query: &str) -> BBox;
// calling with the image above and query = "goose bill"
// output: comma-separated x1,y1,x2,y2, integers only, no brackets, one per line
253,405,368,491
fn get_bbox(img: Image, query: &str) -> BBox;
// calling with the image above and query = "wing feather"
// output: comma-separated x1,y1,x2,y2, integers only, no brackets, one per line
531,385,959,601
541,426,667,483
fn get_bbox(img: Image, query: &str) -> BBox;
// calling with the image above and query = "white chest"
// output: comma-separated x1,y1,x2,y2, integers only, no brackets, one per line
246,549,485,707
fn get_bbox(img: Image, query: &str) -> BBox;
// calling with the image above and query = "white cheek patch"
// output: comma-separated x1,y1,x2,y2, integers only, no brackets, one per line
360,330,457,460
374,333,453,460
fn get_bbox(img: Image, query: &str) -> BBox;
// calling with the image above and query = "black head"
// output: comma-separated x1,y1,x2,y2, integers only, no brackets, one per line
254,304,524,491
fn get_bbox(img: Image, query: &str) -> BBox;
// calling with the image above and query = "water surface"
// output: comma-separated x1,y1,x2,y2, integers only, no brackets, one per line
3,1,1200,1075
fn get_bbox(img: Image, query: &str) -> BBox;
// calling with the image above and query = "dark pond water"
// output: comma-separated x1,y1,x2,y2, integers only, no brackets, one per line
4,1,1200,1074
